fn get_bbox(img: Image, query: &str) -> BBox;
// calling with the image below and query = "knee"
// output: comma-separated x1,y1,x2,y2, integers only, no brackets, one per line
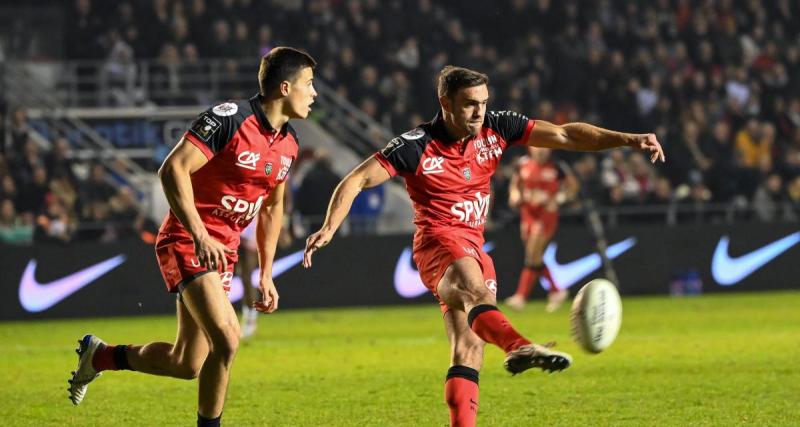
176,360,204,380
209,324,240,365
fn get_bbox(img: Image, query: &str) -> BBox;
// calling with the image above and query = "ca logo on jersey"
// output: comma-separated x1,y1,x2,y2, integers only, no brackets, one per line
236,151,260,170
422,156,445,175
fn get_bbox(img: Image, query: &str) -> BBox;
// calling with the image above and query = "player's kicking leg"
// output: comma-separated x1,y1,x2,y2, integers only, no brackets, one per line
437,257,571,377
68,293,210,405
442,308,484,427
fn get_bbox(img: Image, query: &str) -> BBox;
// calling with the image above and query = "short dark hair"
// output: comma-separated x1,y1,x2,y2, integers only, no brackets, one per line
437,66,489,98
258,47,317,95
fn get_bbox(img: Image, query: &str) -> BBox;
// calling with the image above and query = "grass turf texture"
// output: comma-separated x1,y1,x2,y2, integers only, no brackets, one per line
1,291,798,426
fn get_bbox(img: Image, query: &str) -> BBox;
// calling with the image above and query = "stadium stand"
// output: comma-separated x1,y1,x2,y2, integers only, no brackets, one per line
1,0,799,244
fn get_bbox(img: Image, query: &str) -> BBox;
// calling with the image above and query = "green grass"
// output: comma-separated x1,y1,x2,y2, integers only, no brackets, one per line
1,291,799,426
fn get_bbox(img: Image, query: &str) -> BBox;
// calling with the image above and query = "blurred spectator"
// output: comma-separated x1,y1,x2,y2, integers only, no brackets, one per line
109,186,144,239
81,163,116,207
34,195,74,243
16,165,49,215
295,151,341,231
0,198,33,245
753,173,788,221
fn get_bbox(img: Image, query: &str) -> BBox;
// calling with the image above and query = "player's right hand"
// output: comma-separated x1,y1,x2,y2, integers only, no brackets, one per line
193,234,235,272
303,228,334,268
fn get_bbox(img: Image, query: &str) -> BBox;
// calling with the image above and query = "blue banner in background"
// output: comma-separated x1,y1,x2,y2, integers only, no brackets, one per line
1,222,798,320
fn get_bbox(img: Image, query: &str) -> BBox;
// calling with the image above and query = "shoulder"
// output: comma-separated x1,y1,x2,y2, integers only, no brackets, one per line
380,125,433,158
285,122,299,144
484,110,531,128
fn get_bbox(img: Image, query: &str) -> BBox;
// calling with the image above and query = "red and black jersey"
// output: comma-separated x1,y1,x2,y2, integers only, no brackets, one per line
516,156,561,216
375,110,534,241
158,94,298,249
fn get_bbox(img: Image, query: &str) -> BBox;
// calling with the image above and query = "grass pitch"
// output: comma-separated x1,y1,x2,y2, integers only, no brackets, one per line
1,291,798,426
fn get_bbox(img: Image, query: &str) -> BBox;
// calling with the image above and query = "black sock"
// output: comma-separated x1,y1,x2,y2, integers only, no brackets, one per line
197,413,221,427
113,345,135,371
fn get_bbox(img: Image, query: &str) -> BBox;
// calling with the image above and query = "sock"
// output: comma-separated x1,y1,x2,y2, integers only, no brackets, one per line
514,266,538,299
197,413,221,427
445,366,479,427
467,305,531,353
91,345,134,372
241,305,251,320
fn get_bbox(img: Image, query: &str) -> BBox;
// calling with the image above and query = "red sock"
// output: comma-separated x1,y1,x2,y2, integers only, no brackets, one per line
540,265,560,292
92,345,117,371
468,306,531,353
445,366,479,427
91,345,132,372
514,267,538,299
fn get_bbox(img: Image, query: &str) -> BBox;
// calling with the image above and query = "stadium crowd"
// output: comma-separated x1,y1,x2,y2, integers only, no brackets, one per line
3,0,800,244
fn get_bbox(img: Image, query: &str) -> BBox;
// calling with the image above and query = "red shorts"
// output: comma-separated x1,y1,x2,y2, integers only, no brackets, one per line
155,234,237,294
520,210,558,240
412,231,497,313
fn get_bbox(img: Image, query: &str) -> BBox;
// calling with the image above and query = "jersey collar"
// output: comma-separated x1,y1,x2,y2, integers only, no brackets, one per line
429,111,461,144
249,94,291,137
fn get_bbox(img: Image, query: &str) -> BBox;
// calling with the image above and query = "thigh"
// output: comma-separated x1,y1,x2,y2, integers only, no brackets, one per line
443,308,484,370
437,256,496,312
525,231,549,262
180,272,241,344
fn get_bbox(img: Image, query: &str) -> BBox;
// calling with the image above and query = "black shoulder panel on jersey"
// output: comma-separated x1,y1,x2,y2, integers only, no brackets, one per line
187,101,250,155
379,126,431,175
286,123,299,144
485,110,532,143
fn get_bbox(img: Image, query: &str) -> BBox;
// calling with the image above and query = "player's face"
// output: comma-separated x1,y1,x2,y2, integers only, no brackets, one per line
286,67,317,119
442,84,489,138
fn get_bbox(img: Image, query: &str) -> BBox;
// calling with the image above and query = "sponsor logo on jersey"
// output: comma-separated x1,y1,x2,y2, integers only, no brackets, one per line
212,102,238,116
422,156,445,174
191,114,222,141
236,151,260,170
276,155,292,181
213,195,264,224
475,134,502,164
381,138,405,157
450,192,491,227
401,128,425,140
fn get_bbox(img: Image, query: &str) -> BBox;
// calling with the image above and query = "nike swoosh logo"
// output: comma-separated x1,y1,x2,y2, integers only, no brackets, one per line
542,238,637,290
18,255,127,312
394,242,496,298
229,249,305,302
711,232,800,286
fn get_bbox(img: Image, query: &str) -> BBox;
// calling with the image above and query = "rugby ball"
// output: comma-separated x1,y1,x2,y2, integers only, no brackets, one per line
570,278,622,353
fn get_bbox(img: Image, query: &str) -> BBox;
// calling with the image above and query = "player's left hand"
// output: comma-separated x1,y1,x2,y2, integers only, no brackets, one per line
254,278,279,313
303,228,334,268
635,133,665,163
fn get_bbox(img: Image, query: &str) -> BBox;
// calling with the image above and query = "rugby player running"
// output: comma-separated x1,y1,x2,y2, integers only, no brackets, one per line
68,47,317,427
303,66,663,427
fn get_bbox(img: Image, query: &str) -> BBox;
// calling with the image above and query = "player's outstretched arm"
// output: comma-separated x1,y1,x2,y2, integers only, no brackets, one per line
302,157,391,267
529,120,665,163
159,137,235,270
253,182,286,313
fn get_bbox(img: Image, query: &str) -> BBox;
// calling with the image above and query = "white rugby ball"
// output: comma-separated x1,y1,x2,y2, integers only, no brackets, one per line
570,278,622,354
